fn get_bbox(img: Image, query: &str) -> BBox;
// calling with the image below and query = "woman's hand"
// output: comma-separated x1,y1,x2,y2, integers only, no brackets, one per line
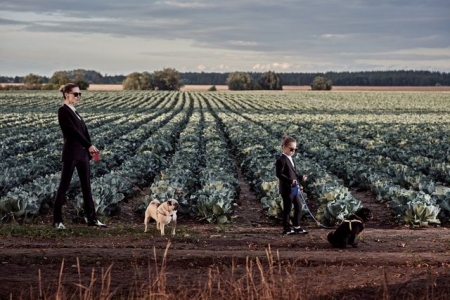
88,145,99,155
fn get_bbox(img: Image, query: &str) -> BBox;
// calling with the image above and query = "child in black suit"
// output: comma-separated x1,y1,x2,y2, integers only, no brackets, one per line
275,136,308,235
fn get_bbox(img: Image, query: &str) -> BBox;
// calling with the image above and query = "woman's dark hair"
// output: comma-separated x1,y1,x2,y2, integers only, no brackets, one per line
59,83,79,99
282,135,296,147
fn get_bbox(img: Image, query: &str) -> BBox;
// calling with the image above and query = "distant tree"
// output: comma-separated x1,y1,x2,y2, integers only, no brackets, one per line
49,71,70,86
152,68,183,91
104,74,126,84
64,69,104,84
207,85,217,91
258,71,283,90
82,70,104,84
122,72,153,90
181,72,229,85
72,72,90,90
0,76,12,83
74,79,90,90
311,76,332,90
226,72,254,90
23,73,43,86
48,71,89,90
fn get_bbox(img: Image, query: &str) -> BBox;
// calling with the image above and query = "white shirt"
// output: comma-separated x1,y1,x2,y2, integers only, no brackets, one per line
65,104,81,120
282,153,295,168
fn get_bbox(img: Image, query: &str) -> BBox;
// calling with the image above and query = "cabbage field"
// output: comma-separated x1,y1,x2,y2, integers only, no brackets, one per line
1,90,450,227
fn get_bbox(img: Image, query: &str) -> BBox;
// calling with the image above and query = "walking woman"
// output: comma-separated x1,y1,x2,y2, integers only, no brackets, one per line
275,136,308,235
53,83,106,229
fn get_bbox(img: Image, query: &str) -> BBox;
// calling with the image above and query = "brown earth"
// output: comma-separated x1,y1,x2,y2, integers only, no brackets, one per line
1,170,450,299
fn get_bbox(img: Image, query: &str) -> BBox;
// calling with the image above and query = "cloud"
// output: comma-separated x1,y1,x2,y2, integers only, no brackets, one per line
252,63,292,70
0,0,449,75
196,64,206,70
157,1,214,8
321,34,350,39
227,40,259,47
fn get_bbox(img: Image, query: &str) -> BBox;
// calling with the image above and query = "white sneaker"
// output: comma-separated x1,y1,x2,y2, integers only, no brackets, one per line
54,222,66,230
294,227,308,234
88,219,107,227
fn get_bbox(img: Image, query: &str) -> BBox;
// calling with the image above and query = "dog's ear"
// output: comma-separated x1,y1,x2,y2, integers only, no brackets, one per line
357,208,373,221
168,200,173,206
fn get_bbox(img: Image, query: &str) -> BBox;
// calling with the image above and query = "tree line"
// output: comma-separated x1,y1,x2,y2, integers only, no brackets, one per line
0,69,326,91
182,70,449,86
1,69,448,91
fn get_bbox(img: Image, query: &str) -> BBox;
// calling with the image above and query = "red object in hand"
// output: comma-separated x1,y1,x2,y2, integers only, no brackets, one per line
93,152,101,162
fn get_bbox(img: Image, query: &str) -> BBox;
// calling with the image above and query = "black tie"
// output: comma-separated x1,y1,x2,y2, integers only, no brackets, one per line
74,110,81,118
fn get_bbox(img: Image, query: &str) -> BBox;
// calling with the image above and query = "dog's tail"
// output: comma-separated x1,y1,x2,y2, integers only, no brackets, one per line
150,199,160,207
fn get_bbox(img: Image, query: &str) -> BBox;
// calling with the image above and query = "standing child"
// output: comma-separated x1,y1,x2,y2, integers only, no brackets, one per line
275,136,308,235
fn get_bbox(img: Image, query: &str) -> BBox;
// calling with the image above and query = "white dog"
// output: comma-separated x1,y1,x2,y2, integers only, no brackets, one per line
144,199,178,236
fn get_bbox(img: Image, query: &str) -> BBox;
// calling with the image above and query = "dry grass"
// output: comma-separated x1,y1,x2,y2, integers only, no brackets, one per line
7,242,450,300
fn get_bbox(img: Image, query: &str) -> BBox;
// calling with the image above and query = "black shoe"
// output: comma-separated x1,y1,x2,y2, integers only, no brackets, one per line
293,227,308,234
282,229,295,235
87,219,107,227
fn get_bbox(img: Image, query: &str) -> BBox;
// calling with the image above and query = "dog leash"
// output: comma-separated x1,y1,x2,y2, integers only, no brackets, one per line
113,169,148,196
298,190,336,229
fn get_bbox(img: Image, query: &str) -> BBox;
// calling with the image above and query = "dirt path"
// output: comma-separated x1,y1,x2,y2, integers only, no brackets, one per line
1,172,450,299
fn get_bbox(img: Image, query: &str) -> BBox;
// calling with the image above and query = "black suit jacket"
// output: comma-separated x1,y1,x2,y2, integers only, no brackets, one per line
58,104,92,162
275,154,301,195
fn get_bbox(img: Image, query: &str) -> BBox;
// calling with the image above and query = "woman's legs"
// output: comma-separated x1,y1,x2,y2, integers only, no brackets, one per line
75,160,97,222
53,160,76,224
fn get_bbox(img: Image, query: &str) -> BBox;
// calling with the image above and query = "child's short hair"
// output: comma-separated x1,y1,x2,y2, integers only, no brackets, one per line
282,135,296,147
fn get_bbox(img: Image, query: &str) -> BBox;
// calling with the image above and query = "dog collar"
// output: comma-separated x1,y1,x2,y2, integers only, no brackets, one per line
157,209,175,218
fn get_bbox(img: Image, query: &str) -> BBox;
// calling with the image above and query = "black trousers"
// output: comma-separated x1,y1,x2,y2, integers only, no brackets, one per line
281,193,303,230
53,159,96,224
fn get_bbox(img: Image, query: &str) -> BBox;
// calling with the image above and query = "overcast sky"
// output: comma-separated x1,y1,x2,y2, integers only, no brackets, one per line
1,0,449,77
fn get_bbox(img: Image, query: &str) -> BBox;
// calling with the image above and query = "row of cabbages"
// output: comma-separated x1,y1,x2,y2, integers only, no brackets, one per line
0,94,189,219
144,96,239,224
288,121,448,227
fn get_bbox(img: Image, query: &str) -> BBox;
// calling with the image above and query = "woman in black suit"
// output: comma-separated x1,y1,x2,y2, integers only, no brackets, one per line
53,83,106,229
275,136,308,235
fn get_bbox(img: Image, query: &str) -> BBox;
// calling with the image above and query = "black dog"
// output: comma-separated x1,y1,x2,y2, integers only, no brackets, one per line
327,208,373,248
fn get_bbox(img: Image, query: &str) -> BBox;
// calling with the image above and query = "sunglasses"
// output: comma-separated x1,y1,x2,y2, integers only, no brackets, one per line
285,146,297,152
69,92,82,97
